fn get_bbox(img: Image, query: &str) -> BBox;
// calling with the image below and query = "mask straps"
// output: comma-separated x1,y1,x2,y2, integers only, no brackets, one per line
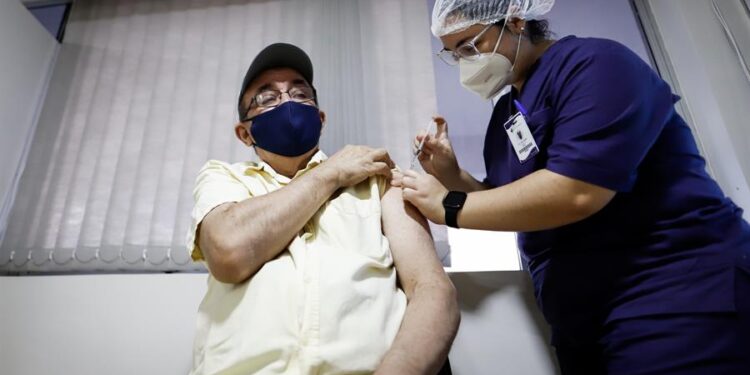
246,122,258,148
492,17,508,55
505,0,523,70
508,28,523,115
510,23,523,72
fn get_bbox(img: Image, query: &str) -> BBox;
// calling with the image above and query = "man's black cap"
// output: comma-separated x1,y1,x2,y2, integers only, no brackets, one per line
237,43,314,118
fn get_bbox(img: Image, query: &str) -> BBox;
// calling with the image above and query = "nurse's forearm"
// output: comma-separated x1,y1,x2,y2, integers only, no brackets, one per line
442,168,490,192
457,169,615,232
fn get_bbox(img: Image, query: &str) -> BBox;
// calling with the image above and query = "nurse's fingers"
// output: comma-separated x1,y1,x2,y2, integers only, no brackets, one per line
402,185,425,202
390,170,404,187
415,132,430,147
400,172,418,189
421,137,441,154
417,150,431,162
402,169,420,178
401,187,416,204
418,141,435,156
433,116,448,137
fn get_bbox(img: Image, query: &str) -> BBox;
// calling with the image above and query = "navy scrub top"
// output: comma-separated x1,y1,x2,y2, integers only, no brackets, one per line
484,36,750,342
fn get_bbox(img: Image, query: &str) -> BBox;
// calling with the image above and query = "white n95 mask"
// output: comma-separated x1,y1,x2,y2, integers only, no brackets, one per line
460,52,512,100
459,25,520,100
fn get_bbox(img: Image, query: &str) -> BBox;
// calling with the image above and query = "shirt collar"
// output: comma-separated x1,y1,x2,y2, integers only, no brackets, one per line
245,150,328,185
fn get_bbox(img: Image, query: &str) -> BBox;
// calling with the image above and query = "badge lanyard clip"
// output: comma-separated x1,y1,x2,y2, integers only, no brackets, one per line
504,100,539,163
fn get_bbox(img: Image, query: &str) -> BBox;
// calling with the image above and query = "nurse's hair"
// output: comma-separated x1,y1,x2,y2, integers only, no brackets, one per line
497,19,552,44
524,19,552,44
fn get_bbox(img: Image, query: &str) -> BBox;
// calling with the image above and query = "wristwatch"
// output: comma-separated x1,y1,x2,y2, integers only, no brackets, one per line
442,191,467,229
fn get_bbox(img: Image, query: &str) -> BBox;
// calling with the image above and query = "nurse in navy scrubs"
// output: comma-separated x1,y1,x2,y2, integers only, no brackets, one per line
394,0,750,373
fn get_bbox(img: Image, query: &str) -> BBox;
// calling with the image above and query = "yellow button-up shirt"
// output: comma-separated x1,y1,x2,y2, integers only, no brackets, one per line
186,151,407,375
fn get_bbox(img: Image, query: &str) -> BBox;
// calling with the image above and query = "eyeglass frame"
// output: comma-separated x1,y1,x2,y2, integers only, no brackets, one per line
436,23,504,66
240,85,318,123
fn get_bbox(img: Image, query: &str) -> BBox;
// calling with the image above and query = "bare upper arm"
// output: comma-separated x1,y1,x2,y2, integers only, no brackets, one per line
380,185,450,296
197,202,243,282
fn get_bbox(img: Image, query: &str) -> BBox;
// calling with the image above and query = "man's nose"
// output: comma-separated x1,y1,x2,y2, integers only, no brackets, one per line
279,91,293,104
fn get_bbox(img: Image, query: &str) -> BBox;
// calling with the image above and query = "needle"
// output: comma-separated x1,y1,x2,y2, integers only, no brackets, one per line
410,119,435,169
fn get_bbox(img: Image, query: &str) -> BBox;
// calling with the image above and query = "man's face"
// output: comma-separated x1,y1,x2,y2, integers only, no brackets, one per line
240,68,316,120
234,68,326,162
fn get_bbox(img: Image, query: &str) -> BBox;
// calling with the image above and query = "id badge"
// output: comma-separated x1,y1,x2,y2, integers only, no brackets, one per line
504,112,539,163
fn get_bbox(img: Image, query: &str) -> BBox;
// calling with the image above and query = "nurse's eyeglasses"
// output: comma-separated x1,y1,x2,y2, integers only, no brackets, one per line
437,23,496,66
241,86,317,122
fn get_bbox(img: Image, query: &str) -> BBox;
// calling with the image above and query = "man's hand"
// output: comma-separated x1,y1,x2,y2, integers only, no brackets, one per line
397,169,449,225
321,145,395,188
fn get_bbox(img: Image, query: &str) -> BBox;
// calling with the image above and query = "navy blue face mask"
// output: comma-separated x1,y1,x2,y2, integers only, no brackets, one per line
249,101,322,157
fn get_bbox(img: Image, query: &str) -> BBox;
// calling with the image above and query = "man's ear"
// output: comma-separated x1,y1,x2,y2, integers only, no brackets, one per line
319,110,327,131
234,122,254,147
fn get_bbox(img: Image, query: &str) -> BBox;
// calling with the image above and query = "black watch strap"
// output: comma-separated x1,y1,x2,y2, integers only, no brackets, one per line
442,191,467,229
445,206,460,228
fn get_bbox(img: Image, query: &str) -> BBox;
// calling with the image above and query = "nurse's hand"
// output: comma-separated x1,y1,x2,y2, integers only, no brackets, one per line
399,169,448,225
415,116,460,183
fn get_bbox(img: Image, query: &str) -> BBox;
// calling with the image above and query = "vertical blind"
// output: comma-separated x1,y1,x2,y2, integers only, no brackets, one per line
0,0,439,273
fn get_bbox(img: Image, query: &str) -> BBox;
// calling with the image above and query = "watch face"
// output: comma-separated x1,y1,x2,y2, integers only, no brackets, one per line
443,191,467,208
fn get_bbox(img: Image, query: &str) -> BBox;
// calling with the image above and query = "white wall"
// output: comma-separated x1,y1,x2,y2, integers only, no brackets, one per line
449,272,559,375
0,272,557,375
0,274,200,375
0,0,58,240
545,0,651,64
643,0,750,216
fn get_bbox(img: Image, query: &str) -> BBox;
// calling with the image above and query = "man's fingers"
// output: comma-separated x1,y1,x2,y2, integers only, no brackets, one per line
371,147,388,159
372,162,393,179
371,148,395,168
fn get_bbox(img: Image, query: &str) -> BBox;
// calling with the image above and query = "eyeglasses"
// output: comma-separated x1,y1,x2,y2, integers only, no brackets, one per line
242,86,316,122
437,23,496,66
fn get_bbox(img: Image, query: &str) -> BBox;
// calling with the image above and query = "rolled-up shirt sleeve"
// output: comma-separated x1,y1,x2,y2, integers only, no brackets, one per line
186,160,251,261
